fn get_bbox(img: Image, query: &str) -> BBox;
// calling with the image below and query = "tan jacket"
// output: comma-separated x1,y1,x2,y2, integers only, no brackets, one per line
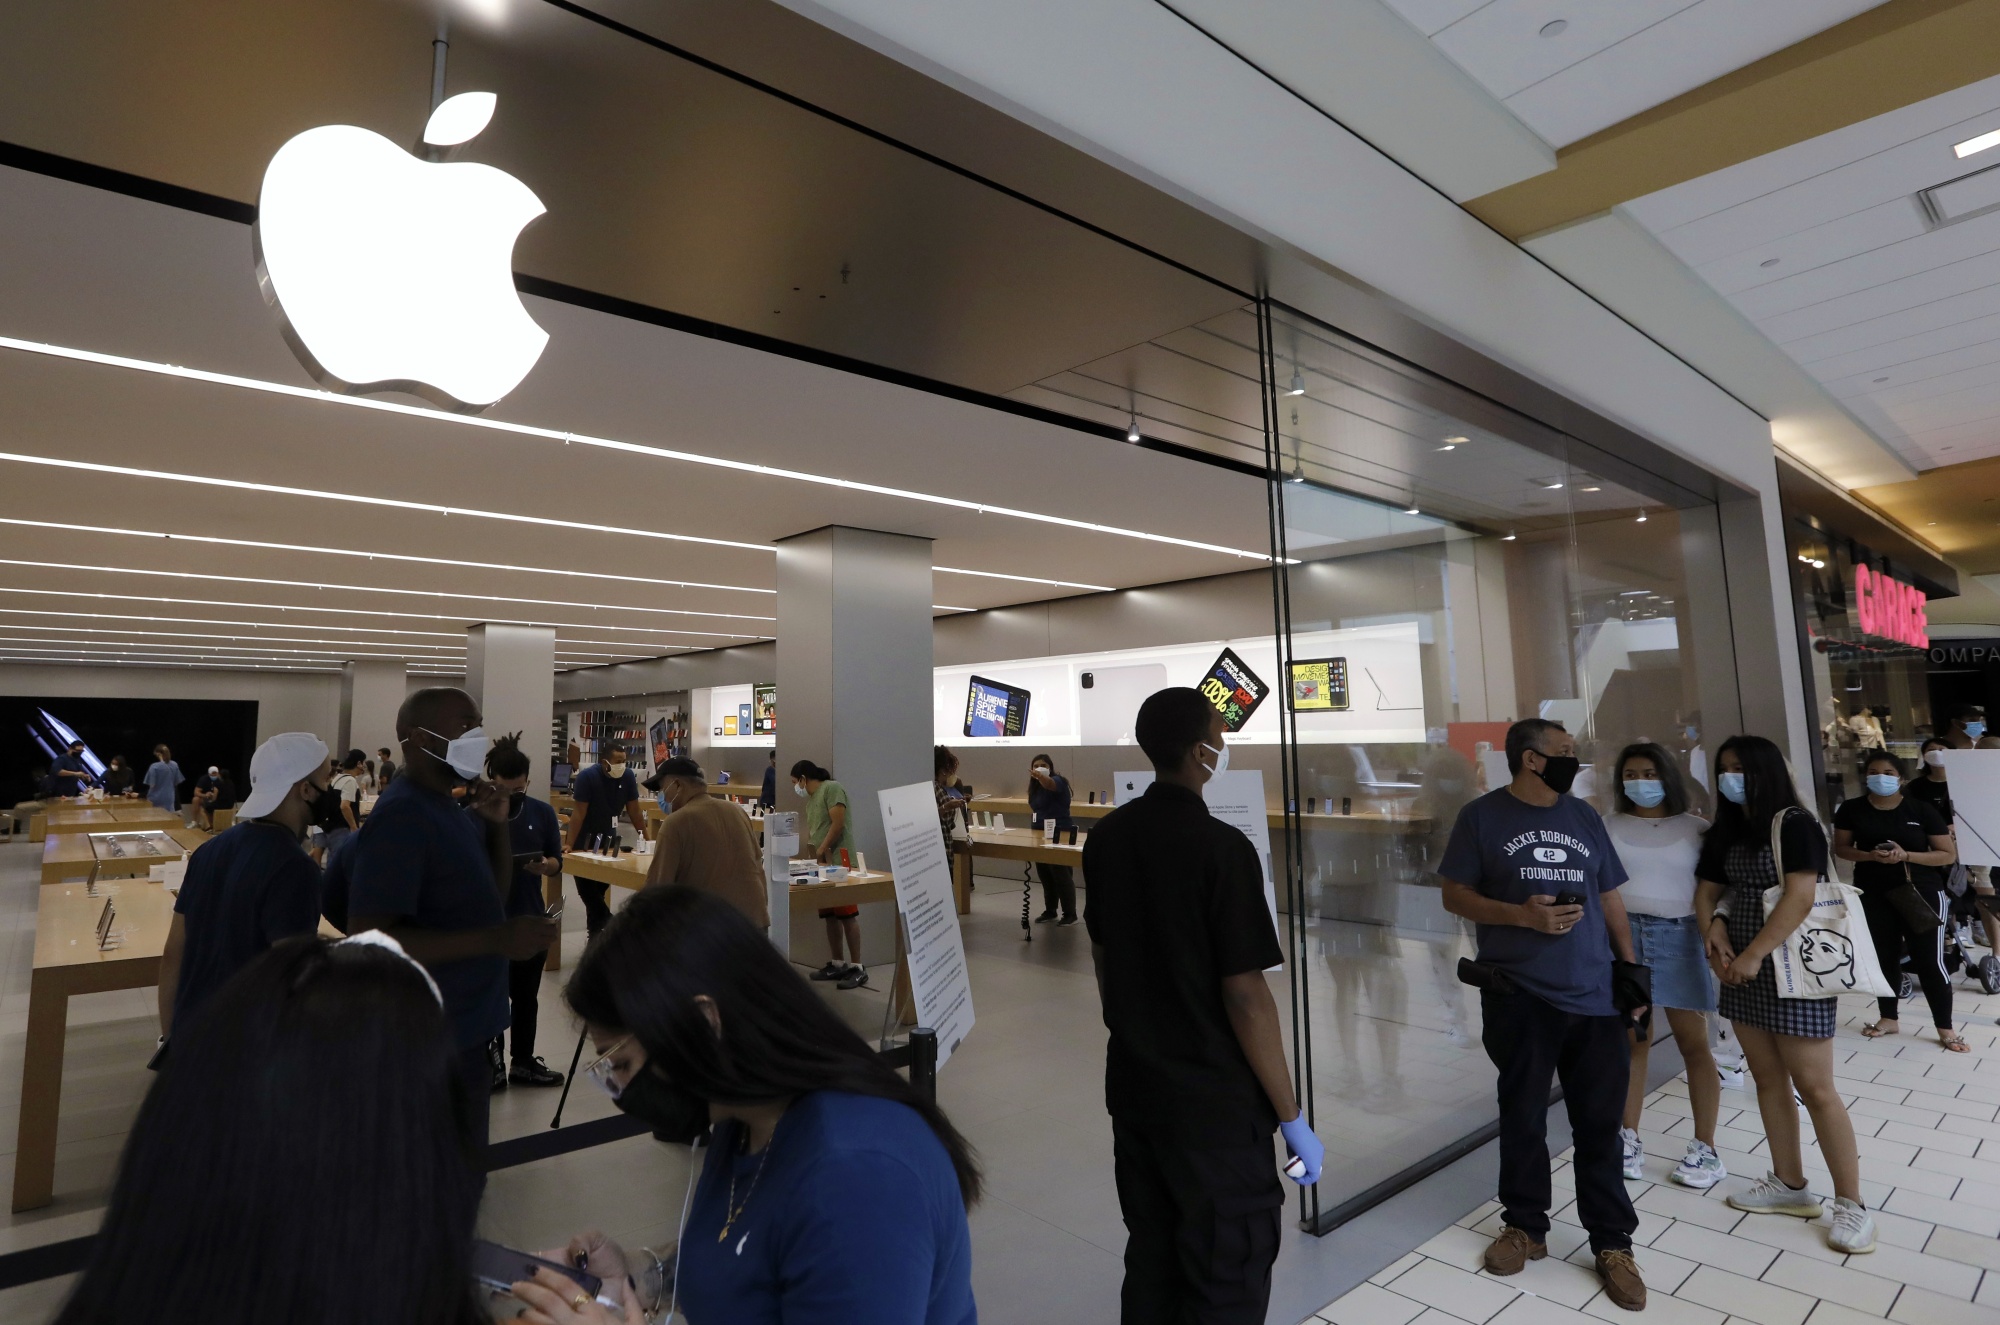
644,794,769,928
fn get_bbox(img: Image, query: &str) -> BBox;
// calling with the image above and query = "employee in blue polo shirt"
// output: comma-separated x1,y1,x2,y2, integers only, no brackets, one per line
346,687,560,1150
52,740,95,795
564,737,647,939
484,731,566,1090
1439,717,1645,1311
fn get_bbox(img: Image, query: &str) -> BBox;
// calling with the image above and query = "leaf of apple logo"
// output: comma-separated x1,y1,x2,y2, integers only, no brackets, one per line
253,92,548,413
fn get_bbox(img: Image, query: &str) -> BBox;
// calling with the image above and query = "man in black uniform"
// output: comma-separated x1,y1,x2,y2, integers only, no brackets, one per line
1083,686,1322,1325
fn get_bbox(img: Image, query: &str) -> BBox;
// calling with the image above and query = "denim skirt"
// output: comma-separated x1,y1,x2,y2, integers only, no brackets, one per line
1628,913,1717,1013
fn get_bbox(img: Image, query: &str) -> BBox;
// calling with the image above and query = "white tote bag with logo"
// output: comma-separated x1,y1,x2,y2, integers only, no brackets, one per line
1762,808,1895,1000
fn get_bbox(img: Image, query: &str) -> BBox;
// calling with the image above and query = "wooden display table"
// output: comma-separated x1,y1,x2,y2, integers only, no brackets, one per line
32,802,181,841
41,826,209,885
967,795,1427,833
13,879,175,1211
559,851,913,1021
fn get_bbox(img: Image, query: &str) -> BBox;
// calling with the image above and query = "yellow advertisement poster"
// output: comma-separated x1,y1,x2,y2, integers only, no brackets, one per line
723,714,739,735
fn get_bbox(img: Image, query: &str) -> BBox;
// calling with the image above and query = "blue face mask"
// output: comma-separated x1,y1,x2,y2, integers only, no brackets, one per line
1624,779,1665,808
1969,721,1988,740
1866,773,1901,797
1718,771,1747,805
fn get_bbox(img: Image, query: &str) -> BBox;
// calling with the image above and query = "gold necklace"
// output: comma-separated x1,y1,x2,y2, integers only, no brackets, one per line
719,1123,780,1243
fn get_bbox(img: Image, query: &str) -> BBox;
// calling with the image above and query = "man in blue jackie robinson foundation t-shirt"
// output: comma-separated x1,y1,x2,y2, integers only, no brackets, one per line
1439,718,1647,1312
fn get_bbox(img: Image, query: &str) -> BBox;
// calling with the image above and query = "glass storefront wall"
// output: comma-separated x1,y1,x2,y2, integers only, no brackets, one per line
1790,523,1934,821
1259,303,1730,1223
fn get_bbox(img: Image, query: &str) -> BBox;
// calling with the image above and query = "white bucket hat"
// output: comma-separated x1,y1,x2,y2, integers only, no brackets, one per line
237,732,330,821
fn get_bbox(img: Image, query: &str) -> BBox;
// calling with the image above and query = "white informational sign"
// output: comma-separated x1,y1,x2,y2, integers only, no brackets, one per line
1202,770,1280,941
1940,751,2000,867
1113,771,1155,805
764,811,799,953
877,783,976,1066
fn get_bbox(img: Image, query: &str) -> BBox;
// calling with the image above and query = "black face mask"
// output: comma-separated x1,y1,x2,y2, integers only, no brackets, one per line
1533,754,1581,795
614,1066,711,1146
507,791,527,817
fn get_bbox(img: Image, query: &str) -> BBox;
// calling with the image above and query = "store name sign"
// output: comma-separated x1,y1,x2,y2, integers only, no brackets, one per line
1853,563,1928,649
253,93,548,412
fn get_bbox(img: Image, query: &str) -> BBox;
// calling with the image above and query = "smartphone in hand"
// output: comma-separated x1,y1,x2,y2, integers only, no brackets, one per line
470,1239,600,1299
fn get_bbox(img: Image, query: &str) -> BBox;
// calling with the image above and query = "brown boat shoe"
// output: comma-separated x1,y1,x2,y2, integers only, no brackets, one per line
1482,1226,1547,1276
1596,1248,1647,1311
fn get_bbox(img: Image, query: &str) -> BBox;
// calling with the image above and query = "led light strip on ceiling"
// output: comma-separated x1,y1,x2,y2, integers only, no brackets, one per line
0,586,770,640
0,614,714,654
0,335,1281,563
0,558,776,623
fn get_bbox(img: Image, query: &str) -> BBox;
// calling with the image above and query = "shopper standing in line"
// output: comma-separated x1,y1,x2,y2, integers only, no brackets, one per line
1605,743,1725,1189
1834,751,1963,1052
52,739,95,795
143,744,182,816
1904,735,1998,981
346,687,561,1153
1698,735,1874,1252
157,732,330,1043
644,756,769,927
1028,753,1078,925
759,748,777,810
1440,718,1647,1310
934,745,968,848
565,738,647,940
793,759,866,990
1084,687,1321,1325
484,732,566,1090
375,746,397,788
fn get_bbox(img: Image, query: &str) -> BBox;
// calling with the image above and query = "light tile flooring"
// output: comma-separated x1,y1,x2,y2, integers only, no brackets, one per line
1310,985,2000,1325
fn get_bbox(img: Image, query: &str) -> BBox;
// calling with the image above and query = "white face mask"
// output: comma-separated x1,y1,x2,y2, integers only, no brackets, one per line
793,781,805,799
420,726,490,781
606,760,627,777
1924,749,1947,768
1200,740,1230,778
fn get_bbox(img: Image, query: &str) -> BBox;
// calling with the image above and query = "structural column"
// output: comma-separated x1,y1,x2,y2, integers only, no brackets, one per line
776,526,933,966
466,623,557,800
340,660,407,765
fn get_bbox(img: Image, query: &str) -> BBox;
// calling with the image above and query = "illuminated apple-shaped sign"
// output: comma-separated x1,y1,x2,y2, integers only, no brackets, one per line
253,92,548,412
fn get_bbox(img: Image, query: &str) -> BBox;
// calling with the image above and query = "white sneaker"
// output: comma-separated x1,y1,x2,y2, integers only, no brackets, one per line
1671,1139,1727,1190
1620,1127,1644,1181
1727,1171,1824,1218
1717,1060,1747,1091
1828,1197,1876,1253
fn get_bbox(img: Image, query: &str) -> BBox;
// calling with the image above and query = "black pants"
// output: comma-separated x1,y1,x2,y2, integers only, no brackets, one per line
1037,863,1076,919
577,878,611,936
1480,989,1636,1253
1862,888,1951,1027
509,954,545,1063
1111,1119,1283,1325
456,1040,492,1190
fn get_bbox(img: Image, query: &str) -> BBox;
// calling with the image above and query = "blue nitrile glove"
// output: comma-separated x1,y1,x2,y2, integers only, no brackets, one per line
1279,1113,1323,1186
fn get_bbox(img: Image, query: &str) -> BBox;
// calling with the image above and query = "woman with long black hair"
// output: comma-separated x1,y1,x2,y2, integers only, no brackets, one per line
553,885,979,1324
1694,735,1873,1253
55,934,487,1325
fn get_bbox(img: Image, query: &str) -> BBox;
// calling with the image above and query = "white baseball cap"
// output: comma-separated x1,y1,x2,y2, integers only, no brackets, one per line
238,732,330,821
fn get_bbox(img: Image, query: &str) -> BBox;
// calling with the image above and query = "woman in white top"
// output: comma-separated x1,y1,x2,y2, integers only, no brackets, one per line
1605,742,1725,1189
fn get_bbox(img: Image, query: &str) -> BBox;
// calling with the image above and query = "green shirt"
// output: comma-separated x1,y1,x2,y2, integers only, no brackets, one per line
805,780,854,857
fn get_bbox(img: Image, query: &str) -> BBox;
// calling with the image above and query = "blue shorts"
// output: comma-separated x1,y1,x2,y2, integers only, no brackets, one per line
1628,913,1716,1013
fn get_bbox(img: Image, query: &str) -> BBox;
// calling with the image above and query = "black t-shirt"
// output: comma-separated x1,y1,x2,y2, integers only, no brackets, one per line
1833,794,1948,893
1081,782,1283,1144
172,821,322,1031
1696,810,1828,885
1903,776,1953,826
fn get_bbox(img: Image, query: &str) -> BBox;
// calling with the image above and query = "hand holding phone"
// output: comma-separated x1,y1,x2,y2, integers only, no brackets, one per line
471,1239,601,1299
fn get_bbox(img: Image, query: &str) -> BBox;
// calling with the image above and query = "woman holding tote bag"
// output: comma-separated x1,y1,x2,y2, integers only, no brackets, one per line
1694,735,1874,1254
1834,751,1964,1052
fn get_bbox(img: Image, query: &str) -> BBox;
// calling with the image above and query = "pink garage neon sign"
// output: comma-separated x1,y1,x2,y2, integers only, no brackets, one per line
1853,563,1928,648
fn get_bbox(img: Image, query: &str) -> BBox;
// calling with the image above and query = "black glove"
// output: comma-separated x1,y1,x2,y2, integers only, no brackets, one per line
1612,959,1652,1036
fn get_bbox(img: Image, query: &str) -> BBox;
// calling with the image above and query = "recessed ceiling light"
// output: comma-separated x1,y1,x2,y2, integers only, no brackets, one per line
1580,485,1601,493
1543,481,1565,490
1443,435,1468,445
1759,258,1781,268
1287,369,1305,396
1539,19,1568,38
1636,512,1649,523
1436,444,1456,452
1502,532,1517,541
1404,506,1421,515
1955,127,2000,159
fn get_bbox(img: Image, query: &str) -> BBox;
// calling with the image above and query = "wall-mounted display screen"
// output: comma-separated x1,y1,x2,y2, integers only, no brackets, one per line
1199,649,1268,732
1289,658,1349,712
753,684,776,735
964,676,1031,738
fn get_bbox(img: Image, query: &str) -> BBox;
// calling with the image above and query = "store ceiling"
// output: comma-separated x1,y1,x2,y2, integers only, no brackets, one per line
0,163,1271,675
1858,453,2000,574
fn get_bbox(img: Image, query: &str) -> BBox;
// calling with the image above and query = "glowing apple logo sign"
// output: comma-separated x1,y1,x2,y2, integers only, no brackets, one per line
254,92,548,412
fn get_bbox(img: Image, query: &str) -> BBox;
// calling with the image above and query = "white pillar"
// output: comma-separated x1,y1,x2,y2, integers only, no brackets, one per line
341,660,406,764
466,623,557,800
776,526,933,966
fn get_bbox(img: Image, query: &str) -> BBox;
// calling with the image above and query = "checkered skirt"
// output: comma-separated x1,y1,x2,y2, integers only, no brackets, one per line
1714,839,1837,1039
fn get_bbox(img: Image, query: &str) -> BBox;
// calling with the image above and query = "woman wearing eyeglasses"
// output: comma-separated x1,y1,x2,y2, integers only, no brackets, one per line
549,886,980,1325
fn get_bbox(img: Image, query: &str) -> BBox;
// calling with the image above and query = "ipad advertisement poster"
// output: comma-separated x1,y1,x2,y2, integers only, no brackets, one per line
931,622,1423,747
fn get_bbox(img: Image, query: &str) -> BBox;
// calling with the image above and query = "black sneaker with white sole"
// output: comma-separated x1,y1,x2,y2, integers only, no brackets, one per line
509,1056,564,1087
809,961,846,981
837,965,870,990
